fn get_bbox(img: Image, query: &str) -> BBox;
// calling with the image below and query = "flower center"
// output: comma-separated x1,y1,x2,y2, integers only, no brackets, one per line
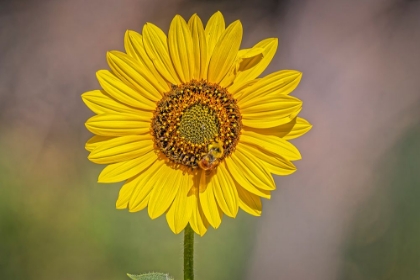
152,80,242,170
178,104,219,145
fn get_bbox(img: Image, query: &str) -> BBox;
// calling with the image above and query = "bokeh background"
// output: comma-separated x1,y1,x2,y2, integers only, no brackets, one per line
1,0,420,279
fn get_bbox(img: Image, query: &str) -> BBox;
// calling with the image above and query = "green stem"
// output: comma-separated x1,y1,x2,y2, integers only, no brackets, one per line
184,224,194,280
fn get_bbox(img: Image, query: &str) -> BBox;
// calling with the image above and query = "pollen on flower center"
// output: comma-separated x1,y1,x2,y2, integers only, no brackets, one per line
152,80,242,170
178,104,219,145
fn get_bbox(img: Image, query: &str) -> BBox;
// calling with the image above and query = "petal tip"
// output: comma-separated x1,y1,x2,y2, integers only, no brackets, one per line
148,208,159,220
232,19,243,28
107,50,120,57
95,69,107,78
81,92,90,101
97,173,117,184
116,202,128,210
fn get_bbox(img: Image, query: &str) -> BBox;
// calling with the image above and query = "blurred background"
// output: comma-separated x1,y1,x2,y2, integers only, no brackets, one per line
1,0,420,279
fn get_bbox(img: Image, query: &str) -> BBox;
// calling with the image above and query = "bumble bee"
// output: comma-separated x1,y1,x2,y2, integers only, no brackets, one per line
198,140,224,171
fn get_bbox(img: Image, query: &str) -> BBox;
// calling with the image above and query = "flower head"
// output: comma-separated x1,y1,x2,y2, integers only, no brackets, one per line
82,11,312,236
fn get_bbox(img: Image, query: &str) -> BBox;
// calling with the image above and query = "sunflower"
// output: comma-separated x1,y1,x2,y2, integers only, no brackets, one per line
82,11,311,236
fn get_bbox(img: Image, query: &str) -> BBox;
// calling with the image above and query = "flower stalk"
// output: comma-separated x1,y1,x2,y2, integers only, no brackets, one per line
184,224,194,280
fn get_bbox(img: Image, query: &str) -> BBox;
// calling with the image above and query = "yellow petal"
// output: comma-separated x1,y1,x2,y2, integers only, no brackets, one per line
189,180,210,236
289,107,302,120
237,185,262,216
82,90,139,114
221,47,263,88
168,15,195,83
188,14,207,80
98,150,157,183
213,162,239,217
242,115,295,129
238,70,302,104
124,30,170,93
219,44,264,89
239,142,296,176
228,78,259,96
246,117,312,140
166,173,194,234
232,149,275,191
96,70,157,110
148,165,184,219
85,113,152,136
127,160,165,212
240,94,301,113
207,20,242,83
280,117,312,139
240,94,302,128
219,63,238,88
224,156,271,199
237,47,265,59
241,129,302,161
106,51,163,102
199,170,222,228
205,11,225,63
142,22,181,85
88,135,153,164
85,135,113,152
231,38,278,90
116,176,139,210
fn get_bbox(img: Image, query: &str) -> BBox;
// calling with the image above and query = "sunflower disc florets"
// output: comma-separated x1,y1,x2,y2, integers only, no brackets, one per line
152,80,242,170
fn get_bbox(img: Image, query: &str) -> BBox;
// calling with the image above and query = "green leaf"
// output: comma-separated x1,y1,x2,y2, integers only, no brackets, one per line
127,272,174,280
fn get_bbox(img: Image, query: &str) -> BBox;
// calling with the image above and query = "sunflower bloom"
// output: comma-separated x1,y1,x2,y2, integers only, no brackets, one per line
82,11,312,236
